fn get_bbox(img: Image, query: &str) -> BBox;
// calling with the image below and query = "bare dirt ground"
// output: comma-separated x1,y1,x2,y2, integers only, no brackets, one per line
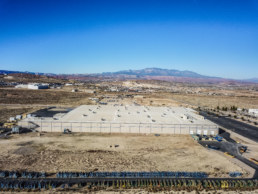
0,88,95,124
0,88,94,105
0,133,246,178
0,105,35,123
100,91,258,109
170,93,258,109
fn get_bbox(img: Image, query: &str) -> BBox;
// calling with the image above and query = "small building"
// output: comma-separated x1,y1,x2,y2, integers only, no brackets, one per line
15,84,28,89
248,109,258,116
15,115,22,120
85,89,96,94
4,76,14,80
72,89,78,92
9,117,16,122
28,83,49,90
12,126,20,133
134,95,144,99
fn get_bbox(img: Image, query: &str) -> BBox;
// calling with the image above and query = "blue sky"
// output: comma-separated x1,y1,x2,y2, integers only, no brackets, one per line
0,0,257,79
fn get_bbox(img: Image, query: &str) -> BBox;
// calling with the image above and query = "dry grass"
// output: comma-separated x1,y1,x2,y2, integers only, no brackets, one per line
170,93,258,109
0,106,35,124
0,88,94,105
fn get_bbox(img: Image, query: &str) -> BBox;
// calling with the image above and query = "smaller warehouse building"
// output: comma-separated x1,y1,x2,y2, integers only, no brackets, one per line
248,109,258,117
15,83,49,89
28,83,49,89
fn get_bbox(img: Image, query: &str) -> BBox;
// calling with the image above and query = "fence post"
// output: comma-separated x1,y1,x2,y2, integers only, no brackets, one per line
41,119,42,132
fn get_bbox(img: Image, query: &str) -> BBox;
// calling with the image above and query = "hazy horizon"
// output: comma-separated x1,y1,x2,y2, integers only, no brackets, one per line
0,0,258,79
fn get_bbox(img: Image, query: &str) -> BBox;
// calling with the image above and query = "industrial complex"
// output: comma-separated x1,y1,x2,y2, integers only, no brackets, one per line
19,105,218,135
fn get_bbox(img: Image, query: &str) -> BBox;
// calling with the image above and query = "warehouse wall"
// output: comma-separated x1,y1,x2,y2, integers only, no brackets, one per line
18,120,218,135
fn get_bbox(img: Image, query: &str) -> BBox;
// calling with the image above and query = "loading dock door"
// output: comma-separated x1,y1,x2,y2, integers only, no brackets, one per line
197,130,202,135
203,130,208,135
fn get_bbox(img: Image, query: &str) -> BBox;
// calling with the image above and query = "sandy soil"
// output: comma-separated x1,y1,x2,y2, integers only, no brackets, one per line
0,106,35,123
170,93,258,109
0,88,94,105
0,133,246,177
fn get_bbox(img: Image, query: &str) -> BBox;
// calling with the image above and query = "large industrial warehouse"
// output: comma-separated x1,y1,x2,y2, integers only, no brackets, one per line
19,105,218,135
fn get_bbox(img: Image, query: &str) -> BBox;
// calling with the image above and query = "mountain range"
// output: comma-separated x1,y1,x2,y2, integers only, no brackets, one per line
0,68,257,84
102,68,211,78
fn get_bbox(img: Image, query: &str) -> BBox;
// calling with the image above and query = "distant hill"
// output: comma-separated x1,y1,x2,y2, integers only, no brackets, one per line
0,70,55,76
242,78,258,83
1,68,257,84
100,68,231,83
102,68,213,78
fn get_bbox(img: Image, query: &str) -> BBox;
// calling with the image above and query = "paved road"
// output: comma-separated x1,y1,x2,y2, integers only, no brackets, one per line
200,111,258,142
199,139,258,178
0,129,11,139
199,112,258,178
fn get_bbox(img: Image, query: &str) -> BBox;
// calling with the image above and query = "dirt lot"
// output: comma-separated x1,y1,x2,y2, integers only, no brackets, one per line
0,88,94,105
0,106,33,124
0,133,246,178
170,93,258,109
100,91,258,109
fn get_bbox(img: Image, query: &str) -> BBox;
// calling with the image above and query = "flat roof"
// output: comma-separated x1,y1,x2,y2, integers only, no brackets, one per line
59,105,216,125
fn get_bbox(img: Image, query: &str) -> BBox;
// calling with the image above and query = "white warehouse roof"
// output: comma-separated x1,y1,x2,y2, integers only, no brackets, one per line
59,105,215,125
